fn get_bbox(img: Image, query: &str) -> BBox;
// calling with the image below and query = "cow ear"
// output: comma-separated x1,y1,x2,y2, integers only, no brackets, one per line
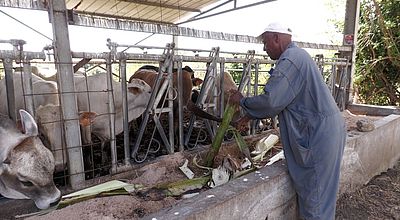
128,86,141,95
128,79,148,95
192,78,203,86
19,109,38,136
79,111,97,126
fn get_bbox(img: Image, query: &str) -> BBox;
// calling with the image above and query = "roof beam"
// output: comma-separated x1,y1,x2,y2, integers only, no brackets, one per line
71,12,352,51
118,0,201,12
0,0,47,10
176,0,276,25
73,10,174,25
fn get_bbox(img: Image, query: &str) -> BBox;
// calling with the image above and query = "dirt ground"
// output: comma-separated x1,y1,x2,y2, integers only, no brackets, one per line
335,160,400,220
16,111,400,219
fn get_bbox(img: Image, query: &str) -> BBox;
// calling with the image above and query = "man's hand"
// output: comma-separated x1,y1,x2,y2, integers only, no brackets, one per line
232,115,252,132
227,89,244,106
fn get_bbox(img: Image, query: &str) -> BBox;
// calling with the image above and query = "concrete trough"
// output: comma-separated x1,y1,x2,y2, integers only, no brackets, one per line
146,106,400,220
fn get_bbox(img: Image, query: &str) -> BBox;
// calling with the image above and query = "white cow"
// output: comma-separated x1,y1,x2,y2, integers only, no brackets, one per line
74,73,152,146
0,72,59,116
0,72,64,170
35,104,97,171
1,71,151,170
36,73,151,170
0,109,61,209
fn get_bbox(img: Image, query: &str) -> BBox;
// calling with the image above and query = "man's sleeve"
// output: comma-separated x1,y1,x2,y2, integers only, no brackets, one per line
240,58,304,119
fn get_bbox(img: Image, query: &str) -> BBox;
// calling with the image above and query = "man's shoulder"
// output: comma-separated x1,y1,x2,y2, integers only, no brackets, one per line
282,45,312,62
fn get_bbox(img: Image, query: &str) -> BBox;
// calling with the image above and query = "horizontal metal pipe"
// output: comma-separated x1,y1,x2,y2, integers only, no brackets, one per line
0,50,46,60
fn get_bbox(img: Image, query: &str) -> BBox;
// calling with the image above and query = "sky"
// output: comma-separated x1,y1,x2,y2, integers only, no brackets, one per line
0,0,345,54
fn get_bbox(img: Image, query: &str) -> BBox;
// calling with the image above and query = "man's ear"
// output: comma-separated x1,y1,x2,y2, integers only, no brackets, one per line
273,33,280,43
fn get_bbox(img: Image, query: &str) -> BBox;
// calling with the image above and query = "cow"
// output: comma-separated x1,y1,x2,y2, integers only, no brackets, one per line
0,109,61,209
35,73,150,170
129,65,203,108
74,73,152,147
193,71,278,130
192,71,239,119
35,104,97,171
0,71,59,116
128,65,203,128
0,72,65,170
1,70,151,169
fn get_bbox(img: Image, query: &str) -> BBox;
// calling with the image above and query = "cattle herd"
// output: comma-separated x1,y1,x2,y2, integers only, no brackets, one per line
0,64,248,209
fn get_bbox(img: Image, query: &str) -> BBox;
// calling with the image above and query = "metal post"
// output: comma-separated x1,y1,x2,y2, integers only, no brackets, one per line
131,44,175,160
184,47,219,147
22,62,35,116
3,58,16,121
341,0,360,106
105,55,117,172
219,59,225,118
251,61,260,135
167,58,175,153
176,57,184,151
48,0,85,188
119,56,131,164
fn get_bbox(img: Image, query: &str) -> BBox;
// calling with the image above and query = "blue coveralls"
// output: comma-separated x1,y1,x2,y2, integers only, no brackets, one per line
240,43,346,220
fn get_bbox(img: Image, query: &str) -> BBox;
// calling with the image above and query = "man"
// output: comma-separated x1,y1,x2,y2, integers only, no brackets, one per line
229,22,346,220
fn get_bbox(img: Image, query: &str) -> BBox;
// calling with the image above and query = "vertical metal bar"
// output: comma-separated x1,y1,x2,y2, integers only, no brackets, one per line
238,51,254,93
119,56,130,165
105,55,117,172
219,59,225,118
251,61,260,135
184,47,219,146
167,58,174,153
22,62,35,117
131,44,174,159
3,58,16,121
331,63,337,96
153,80,169,109
48,0,85,188
176,57,184,151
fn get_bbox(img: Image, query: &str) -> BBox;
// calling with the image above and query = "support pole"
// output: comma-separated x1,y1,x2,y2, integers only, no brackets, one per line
119,56,131,165
3,58,16,121
22,62,35,117
105,55,117,172
341,0,360,108
48,0,85,188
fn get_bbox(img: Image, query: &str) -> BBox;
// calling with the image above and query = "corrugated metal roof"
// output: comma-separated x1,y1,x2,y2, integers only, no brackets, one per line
65,0,221,24
0,0,352,50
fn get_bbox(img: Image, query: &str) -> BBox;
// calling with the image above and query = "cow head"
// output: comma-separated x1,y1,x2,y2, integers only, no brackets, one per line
0,110,61,209
127,78,152,119
35,104,97,172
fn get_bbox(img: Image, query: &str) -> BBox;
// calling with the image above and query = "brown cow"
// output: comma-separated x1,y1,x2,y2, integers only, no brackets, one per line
129,65,203,116
192,71,239,119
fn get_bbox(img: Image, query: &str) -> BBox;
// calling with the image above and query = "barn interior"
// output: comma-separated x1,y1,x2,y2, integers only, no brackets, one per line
1,0,399,219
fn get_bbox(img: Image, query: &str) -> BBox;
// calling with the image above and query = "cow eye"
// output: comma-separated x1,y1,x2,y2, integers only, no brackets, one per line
21,180,34,187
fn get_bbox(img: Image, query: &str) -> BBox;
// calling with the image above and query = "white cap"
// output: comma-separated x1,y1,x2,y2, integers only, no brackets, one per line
258,22,293,38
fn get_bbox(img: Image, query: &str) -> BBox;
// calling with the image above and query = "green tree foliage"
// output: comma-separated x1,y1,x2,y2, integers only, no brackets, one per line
355,0,400,105
227,62,271,95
